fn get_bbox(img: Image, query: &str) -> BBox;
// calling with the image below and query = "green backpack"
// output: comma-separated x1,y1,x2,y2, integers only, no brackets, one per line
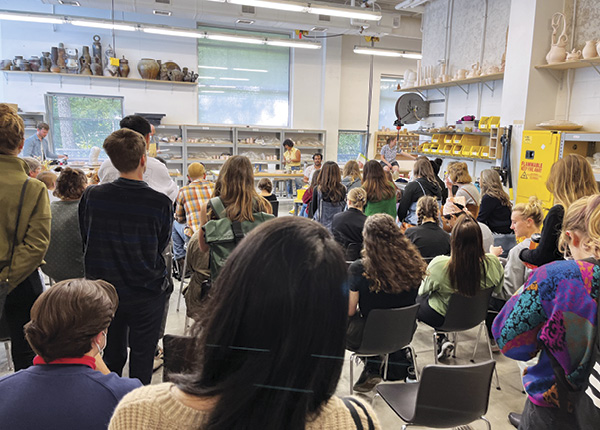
203,197,274,280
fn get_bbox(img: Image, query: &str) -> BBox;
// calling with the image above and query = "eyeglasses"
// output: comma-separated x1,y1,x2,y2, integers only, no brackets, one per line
443,214,456,220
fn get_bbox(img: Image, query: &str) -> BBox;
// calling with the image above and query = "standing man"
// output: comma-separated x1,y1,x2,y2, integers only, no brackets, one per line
22,122,68,161
303,153,323,185
172,162,214,270
380,136,415,173
79,128,173,385
282,139,301,198
98,115,178,202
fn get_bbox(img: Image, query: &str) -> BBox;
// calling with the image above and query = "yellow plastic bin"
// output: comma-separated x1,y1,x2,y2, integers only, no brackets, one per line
470,146,482,158
479,116,490,131
452,144,463,156
444,134,454,144
429,143,440,154
441,144,453,155
479,146,490,158
461,145,472,157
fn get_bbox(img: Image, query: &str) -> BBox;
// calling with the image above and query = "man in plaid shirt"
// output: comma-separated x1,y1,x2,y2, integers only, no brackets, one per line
172,162,214,266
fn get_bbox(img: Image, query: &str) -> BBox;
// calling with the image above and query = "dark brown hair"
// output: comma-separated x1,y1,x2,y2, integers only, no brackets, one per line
448,215,485,296
316,161,345,203
413,157,440,190
362,160,395,202
362,214,427,293
103,128,146,173
37,122,50,131
55,167,88,200
257,178,273,194
0,104,24,154
24,279,118,362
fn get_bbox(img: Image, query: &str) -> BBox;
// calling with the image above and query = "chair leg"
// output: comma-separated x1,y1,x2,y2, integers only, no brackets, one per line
4,342,13,371
432,331,439,364
452,332,458,358
176,251,189,312
349,353,355,395
471,322,484,363
382,354,389,381
408,345,419,380
480,415,492,430
371,392,380,407
482,328,502,390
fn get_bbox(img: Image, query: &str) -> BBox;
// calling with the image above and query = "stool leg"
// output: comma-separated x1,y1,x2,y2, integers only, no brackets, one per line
433,332,439,364
349,354,355,395
176,250,189,312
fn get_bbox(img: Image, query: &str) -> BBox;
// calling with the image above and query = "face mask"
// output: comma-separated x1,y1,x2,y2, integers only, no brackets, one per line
94,330,107,357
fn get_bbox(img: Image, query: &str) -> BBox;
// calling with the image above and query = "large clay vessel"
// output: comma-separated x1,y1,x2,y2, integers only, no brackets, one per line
119,56,130,78
40,52,51,72
50,47,60,73
545,12,567,64
583,40,597,59
137,58,159,80
28,56,41,72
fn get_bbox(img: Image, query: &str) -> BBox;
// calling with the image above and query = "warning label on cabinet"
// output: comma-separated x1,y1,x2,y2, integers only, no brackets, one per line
520,161,543,181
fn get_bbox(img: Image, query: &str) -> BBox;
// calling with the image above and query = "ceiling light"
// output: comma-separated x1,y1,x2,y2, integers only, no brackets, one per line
198,65,229,70
202,90,225,93
227,0,307,13
206,33,264,45
197,76,216,79
58,0,81,5
153,9,172,16
233,68,268,73
71,19,136,31
0,12,64,24
266,39,321,49
220,77,250,81
236,19,255,24
353,46,422,58
143,27,204,38
210,85,236,88
307,4,381,21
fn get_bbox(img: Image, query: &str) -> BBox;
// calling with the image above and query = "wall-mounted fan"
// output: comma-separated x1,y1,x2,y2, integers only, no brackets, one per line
394,93,429,125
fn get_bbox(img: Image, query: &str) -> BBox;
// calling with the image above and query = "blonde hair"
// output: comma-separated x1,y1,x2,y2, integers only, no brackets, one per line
558,194,600,258
347,187,367,210
546,154,599,209
0,103,24,154
448,162,472,184
480,169,512,207
342,160,361,181
513,196,544,227
187,162,206,179
36,171,57,189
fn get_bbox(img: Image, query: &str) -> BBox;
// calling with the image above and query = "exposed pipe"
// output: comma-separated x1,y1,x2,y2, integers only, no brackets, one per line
442,0,454,126
476,0,489,120
365,40,375,154
566,0,577,120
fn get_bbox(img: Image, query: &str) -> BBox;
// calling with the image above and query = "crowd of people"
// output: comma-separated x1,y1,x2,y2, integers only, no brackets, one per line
0,100,599,429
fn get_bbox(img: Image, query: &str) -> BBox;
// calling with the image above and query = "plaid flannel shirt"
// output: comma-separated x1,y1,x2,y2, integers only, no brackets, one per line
175,179,214,236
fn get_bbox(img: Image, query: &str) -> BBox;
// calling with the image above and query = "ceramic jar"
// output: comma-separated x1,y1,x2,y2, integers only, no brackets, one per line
40,52,51,72
583,40,597,59
137,58,159,80
566,49,582,61
119,56,130,78
28,56,41,72
0,59,11,70
50,47,61,73
91,57,103,76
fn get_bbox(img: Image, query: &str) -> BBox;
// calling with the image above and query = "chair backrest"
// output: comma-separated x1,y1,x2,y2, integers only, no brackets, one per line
438,287,494,332
270,200,279,217
358,304,420,355
345,242,362,262
412,360,495,428
163,334,195,382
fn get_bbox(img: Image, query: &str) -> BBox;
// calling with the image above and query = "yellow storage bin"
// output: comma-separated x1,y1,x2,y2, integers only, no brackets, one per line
421,143,432,153
429,143,440,154
488,116,500,128
452,144,463,156
441,144,453,155
470,146,482,158
460,135,481,146
432,134,444,145
479,145,490,158
444,134,454,144
461,145,472,157
479,116,490,131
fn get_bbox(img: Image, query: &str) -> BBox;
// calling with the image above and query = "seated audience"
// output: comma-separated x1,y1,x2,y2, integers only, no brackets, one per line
42,167,87,282
477,169,512,234
303,153,322,185
418,215,503,360
36,170,59,202
347,214,427,391
341,160,362,191
332,187,368,260
301,169,320,218
397,157,442,226
443,196,493,252
257,177,278,216
310,161,346,230
22,156,41,178
445,161,480,218
405,196,451,260
429,158,447,205
0,279,141,430
494,194,600,429
110,217,380,430
362,160,397,217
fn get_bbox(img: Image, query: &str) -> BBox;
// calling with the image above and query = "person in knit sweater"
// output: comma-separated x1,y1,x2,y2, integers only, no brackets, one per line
493,194,600,429
109,217,380,430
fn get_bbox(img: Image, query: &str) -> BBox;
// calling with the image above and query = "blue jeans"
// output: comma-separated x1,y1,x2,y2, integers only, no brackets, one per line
287,166,301,197
172,221,189,260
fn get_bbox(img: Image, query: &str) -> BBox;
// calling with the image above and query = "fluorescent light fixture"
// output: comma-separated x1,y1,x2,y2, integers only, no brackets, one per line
266,39,321,49
71,19,136,31
197,76,216,79
143,27,204,38
381,78,398,82
198,65,228,70
153,10,172,16
233,68,268,73
202,91,225,93
210,85,236,88
353,46,422,59
59,0,81,5
227,0,307,13
307,4,381,21
0,12,64,24
220,77,250,81
205,0,226,2
206,33,264,45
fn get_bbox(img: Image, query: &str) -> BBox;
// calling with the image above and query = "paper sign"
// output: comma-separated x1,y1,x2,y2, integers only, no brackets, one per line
109,57,120,66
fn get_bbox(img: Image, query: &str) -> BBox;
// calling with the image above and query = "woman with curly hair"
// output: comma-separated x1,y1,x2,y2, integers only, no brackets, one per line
347,214,427,392
42,167,88,282
362,160,397,217
309,161,346,230
477,169,512,234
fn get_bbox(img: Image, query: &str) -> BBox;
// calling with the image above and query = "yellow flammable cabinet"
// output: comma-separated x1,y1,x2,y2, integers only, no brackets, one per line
517,130,599,209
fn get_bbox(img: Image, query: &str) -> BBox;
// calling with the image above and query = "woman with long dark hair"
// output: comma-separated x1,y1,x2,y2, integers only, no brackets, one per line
362,160,397,217
417,215,503,359
310,161,346,230
347,214,427,391
110,217,380,430
397,157,442,226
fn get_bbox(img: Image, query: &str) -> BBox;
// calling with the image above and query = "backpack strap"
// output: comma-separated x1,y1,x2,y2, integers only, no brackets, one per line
3,179,29,282
341,397,363,430
210,197,227,220
346,397,375,430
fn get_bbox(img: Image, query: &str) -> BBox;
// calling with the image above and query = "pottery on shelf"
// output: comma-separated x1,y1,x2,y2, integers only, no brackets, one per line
118,56,130,78
91,56,103,76
40,52,51,72
566,49,582,61
159,62,168,80
28,56,41,72
50,47,60,73
92,35,102,64
583,40,597,59
19,60,31,72
103,44,118,77
82,46,92,68
58,43,67,73
546,12,568,64
163,61,181,71
65,48,79,74
168,69,184,81
455,69,467,80
0,59,11,70
595,41,600,59
136,58,160,80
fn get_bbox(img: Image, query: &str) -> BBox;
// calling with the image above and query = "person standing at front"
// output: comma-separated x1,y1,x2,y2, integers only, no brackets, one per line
79,129,173,385
0,104,51,371
282,138,301,197
21,122,68,161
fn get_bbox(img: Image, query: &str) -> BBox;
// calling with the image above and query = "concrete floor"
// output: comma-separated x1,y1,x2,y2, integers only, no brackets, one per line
0,198,527,429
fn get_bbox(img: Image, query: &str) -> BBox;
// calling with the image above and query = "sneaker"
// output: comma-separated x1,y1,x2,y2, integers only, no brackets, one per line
436,335,454,360
353,368,382,393
405,366,417,383
153,347,164,372
490,338,500,353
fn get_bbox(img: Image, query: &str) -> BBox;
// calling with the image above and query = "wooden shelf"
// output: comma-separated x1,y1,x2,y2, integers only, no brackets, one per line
2,70,198,87
395,72,504,93
535,58,600,71
416,152,496,162
415,131,491,136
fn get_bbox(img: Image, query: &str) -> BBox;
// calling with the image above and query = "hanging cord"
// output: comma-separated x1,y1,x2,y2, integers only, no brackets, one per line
111,0,116,53
364,40,375,155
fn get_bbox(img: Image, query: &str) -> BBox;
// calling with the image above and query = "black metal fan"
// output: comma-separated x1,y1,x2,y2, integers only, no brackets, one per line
394,93,430,126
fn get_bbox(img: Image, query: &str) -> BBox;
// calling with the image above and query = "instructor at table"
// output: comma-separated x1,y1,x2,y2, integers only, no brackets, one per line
22,122,68,161
380,136,415,173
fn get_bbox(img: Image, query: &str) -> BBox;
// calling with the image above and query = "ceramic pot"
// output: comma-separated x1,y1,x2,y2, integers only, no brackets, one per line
583,40,597,59
595,42,600,58
50,47,60,73
137,58,159,80
455,69,467,80
19,60,31,71
119,56,130,78
567,49,582,61
168,69,184,81
91,57,103,76
82,46,92,66
65,48,79,74
58,43,67,72
546,44,566,64
28,56,41,72
164,61,181,71
0,59,11,70
39,52,51,72
92,35,102,64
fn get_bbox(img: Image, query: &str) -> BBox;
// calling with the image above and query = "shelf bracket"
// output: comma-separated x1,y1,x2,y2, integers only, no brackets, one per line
59,75,63,88
413,89,425,98
3,72,7,84
546,69,563,84
89,76,92,89
117,78,121,92
435,88,445,97
29,73,33,86
483,80,495,94
455,83,469,95
589,63,600,77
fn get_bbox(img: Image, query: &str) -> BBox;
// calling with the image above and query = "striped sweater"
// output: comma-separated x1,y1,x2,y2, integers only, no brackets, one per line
493,259,600,408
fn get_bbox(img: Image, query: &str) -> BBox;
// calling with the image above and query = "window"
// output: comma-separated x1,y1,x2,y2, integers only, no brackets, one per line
44,93,123,162
378,75,404,131
197,27,290,126
337,130,367,164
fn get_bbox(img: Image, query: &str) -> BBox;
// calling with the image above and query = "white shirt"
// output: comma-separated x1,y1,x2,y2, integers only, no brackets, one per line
98,156,179,202
303,164,321,183
478,221,494,254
